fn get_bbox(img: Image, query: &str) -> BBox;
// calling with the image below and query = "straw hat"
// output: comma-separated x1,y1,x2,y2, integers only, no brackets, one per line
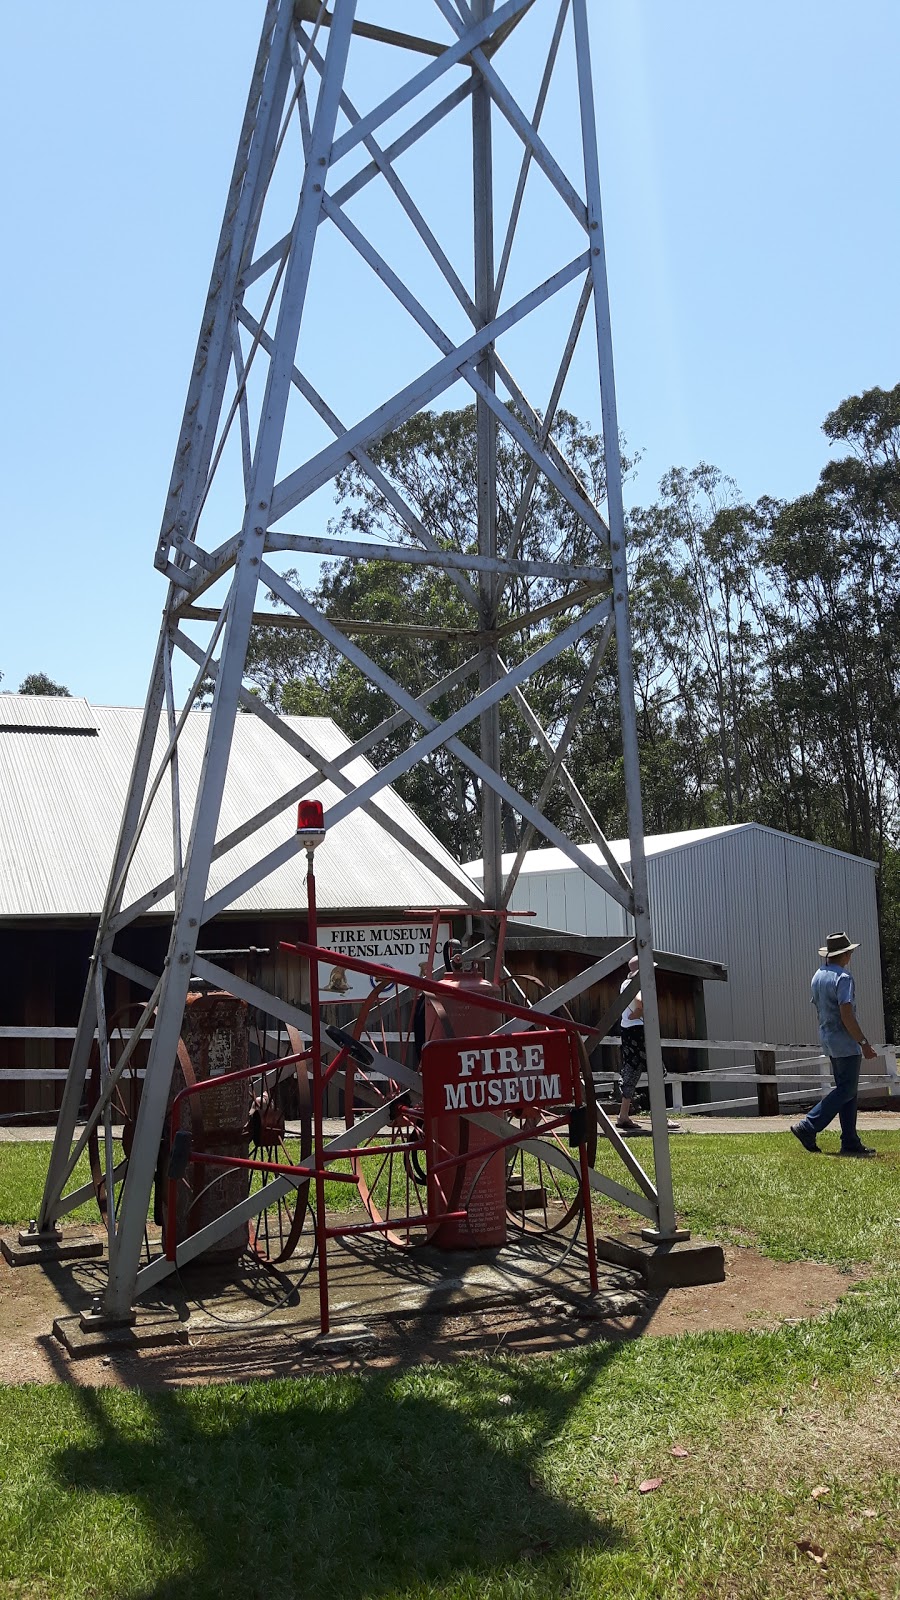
818,931,859,959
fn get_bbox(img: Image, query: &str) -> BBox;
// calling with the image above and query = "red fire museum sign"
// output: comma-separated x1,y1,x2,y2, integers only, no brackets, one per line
422,1029,575,1120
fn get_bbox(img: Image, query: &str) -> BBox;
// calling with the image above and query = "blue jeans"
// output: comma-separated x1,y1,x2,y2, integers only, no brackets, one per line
796,1055,862,1148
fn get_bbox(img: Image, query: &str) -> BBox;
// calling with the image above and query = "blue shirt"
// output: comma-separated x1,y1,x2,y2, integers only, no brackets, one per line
810,962,860,1058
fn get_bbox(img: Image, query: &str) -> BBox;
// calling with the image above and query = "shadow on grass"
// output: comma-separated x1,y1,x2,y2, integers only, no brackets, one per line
52,1346,624,1600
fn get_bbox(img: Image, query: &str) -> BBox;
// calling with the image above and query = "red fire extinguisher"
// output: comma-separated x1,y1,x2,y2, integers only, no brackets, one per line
425,941,507,1249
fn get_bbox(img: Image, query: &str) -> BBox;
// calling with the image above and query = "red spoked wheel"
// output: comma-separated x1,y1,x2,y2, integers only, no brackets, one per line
245,1024,313,1264
500,976,598,1239
503,1110,584,1238
86,1002,150,1219
174,1024,314,1267
340,982,436,1249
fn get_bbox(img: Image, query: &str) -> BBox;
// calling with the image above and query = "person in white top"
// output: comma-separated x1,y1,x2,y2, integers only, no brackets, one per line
615,955,679,1133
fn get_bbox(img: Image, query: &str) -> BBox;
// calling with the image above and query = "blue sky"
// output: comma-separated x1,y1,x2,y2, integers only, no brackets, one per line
2,1,898,707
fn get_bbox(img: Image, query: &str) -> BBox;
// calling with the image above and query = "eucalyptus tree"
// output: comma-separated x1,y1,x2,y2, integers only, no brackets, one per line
18,673,71,696
244,382,900,934
762,383,900,866
623,465,767,826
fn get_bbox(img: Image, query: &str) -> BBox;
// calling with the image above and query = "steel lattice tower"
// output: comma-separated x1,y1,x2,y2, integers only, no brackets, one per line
40,0,682,1320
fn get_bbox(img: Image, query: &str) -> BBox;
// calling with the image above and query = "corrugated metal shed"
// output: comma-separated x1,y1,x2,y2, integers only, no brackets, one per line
0,698,478,920
466,824,885,1048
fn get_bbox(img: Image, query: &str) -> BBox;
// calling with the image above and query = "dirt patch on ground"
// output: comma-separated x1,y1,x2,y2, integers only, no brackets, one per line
0,1226,867,1388
636,1243,863,1337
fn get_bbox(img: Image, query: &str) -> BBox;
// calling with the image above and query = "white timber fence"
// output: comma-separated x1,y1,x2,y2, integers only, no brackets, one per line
1,1028,899,1118
592,1036,900,1116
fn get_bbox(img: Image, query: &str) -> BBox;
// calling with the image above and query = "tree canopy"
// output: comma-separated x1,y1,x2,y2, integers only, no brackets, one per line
18,672,71,696
246,404,619,859
247,383,900,1033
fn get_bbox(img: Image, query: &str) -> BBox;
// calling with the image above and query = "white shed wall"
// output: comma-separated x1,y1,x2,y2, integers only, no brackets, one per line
645,839,734,1041
650,828,883,1050
473,827,884,1051
491,862,628,942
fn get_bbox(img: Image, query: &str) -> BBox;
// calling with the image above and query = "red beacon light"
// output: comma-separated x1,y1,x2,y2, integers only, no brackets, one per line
296,799,326,851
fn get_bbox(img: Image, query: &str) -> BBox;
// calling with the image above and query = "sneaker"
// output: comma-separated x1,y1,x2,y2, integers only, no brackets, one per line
790,1122,820,1153
839,1144,876,1158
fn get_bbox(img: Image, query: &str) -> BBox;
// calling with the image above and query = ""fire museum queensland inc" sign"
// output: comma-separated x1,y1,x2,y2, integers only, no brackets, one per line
422,1030,575,1119
317,921,451,1004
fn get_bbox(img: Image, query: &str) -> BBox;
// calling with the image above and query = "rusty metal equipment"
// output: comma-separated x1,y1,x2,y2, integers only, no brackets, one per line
83,991,313,1268
157,876,601,1330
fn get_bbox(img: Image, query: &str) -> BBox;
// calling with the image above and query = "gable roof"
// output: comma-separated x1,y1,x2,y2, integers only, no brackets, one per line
0,695,97,733
0,697,478,920
465,822,876,878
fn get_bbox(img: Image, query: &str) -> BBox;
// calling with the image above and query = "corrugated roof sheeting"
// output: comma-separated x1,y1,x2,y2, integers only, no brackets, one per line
0,726,125,916
546,867,578,935
466,827,749,879
814,844,851,933
720,829,765,1040
646,841,730,972
466,855,627,940
844,861,884,1043
718,829,882,1046
750,829,798,1047
805,842,881,1039
0,702,477,919
520,868,550,929
660,829,883,1047
0,695,97,731
467,823,876,879
466,843,629,875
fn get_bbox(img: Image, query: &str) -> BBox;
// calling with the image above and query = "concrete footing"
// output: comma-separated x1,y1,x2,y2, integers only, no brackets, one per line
594,1231,725,1290
313,1322,377,1353
52,1307,188,1359
1,1227,104,1267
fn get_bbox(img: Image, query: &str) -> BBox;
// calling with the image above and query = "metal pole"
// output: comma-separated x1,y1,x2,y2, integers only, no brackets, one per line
306,851,330,1334
94,964,117,1270
572,0,680,1239
157,0,293,572
473,0,503,917
571,1037,599,1292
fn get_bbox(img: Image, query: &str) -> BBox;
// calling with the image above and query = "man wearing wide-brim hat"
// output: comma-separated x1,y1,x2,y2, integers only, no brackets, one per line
791,932,878,1156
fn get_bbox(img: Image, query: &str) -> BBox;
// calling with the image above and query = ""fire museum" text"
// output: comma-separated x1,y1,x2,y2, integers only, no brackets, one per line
441,1040,562,1112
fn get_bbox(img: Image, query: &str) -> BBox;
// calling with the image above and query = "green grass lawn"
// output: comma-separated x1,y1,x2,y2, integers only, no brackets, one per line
3,1130,898,1266
0,1143,97,1227
594,1129,900,1267
0,1276,897,1600
1,1132,898,1599
0,1140,455,1233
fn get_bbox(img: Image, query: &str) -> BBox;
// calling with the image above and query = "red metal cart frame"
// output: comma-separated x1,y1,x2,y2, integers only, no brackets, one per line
164,862,600,1332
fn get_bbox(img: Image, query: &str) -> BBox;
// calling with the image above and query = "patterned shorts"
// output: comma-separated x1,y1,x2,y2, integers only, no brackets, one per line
619,1027,646,1099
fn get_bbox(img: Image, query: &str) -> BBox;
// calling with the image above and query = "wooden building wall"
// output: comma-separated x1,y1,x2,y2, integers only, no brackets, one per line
0,918,312,1121
0,919,712,1120
501,941,708,1083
